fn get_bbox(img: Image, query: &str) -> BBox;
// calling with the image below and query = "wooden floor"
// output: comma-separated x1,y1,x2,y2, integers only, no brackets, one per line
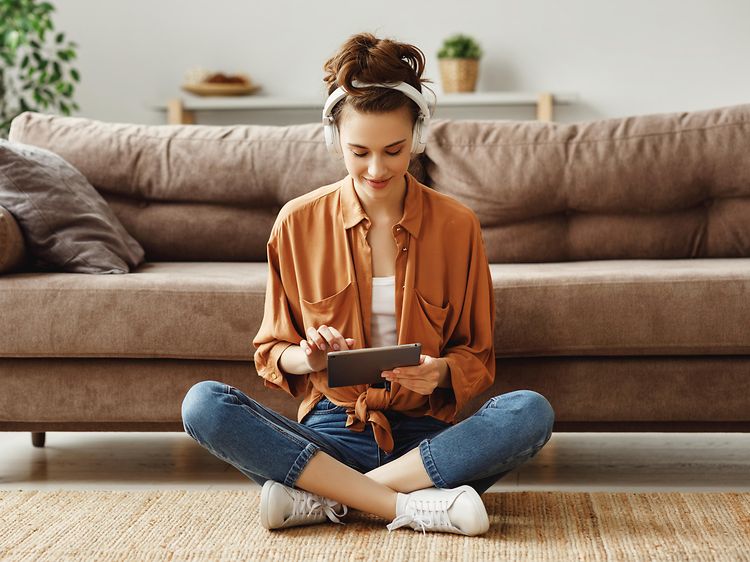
1,431,749,492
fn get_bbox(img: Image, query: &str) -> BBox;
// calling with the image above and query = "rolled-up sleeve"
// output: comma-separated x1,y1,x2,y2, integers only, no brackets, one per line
252,220,309,397
429,214,496,419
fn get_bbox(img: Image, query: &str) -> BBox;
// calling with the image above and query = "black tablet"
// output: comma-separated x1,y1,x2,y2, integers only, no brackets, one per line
327,343,422,388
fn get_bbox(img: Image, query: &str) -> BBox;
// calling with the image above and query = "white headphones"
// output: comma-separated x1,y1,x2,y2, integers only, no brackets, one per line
322,79,435,158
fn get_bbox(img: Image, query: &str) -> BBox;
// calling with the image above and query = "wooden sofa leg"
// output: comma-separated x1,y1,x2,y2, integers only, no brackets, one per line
31,432,46,447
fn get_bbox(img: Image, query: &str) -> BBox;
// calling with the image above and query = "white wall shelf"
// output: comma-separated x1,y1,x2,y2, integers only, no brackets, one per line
153,91,579,124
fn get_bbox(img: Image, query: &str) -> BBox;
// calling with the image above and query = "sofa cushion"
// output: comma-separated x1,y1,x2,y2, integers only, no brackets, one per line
0,205,26,274
7,112,429,205
424,103,750,262
7,112,428,261
490,258,750,356
0,260,748,361
0,140,146,274
0,262,266,360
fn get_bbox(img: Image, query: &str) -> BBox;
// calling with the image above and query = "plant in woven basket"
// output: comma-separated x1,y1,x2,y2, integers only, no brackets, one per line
0,0,80,138
437,33,483,93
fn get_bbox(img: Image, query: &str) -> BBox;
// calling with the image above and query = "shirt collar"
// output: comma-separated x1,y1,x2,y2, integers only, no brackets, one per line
340,171,423,238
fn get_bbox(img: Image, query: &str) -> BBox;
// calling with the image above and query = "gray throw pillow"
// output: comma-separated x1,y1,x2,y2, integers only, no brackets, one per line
0,139,145,274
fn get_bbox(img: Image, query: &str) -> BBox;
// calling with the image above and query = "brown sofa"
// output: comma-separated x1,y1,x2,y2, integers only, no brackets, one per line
2,104,750,449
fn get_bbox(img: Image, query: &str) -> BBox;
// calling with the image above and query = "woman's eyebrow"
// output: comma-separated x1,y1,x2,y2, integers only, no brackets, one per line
347,138,407,149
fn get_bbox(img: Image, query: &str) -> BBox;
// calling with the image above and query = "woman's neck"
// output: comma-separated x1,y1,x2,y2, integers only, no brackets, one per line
354,173,407,227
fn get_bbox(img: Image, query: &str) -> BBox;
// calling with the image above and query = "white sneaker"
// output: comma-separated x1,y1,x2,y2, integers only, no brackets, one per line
260,480,348,530
386,485,490,536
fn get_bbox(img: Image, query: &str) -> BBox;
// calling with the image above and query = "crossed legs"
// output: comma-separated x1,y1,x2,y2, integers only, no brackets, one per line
182,382,555,523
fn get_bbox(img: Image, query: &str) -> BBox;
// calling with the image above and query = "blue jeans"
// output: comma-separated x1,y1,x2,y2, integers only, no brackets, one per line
181,381,555,495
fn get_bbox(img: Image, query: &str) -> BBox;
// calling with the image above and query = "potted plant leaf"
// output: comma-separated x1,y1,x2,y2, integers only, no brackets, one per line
0,0,80,138
437,33,483,93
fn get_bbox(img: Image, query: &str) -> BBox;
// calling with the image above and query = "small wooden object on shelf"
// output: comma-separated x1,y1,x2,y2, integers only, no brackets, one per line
182,82,260,96
537,93,553,122
181,71,261,97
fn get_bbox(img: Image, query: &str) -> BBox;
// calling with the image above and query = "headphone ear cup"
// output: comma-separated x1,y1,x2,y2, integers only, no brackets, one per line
332,122,343,156
412,116,426,154
324,121,341,157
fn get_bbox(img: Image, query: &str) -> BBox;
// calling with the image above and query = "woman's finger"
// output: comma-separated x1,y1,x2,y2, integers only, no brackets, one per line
317,325,337,350
326,326,347,350
300,339,312,355
388,366,412,376
306,326,327,351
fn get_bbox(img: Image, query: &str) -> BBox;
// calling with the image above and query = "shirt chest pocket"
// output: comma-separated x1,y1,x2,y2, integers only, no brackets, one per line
299,281,358,340
412,288,450,356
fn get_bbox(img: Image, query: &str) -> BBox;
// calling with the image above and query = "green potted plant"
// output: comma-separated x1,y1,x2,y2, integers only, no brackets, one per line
0,0,80,138
437,33,483,93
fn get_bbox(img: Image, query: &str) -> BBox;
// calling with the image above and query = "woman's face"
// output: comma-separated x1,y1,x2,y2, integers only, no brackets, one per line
337,104,414,196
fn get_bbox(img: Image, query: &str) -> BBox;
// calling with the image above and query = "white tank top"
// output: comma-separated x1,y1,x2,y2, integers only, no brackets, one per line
371,275,398,347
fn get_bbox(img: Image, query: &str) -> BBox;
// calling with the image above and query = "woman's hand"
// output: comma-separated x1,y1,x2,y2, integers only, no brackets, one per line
300,324,355,373
381,354,450,395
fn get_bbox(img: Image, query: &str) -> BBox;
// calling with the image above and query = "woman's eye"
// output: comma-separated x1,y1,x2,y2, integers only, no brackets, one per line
352,150,402,158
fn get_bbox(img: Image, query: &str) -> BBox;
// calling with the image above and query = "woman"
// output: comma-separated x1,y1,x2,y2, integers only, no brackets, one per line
181,32,555,536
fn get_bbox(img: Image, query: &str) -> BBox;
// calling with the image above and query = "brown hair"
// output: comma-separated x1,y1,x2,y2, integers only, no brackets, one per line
322,32,435,129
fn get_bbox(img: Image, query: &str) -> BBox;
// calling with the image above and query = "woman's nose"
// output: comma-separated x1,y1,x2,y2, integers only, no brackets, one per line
368,156,388,176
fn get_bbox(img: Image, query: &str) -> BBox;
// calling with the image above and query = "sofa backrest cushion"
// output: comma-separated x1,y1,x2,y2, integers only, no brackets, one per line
7,112,427,261
0,139,145,273
424,103,750,261
10,104,750,263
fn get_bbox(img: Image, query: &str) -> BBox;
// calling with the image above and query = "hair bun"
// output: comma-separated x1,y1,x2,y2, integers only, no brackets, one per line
322,32,435,127
323,32,432,95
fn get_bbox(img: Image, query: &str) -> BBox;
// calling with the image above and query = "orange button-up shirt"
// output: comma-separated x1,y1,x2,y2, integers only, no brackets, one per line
252,170,495,453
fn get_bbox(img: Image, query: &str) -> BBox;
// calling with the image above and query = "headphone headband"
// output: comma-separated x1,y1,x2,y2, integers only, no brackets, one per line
322,80,435,157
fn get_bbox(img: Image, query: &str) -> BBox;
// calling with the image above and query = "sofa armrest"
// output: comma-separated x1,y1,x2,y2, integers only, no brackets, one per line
0,204,27,274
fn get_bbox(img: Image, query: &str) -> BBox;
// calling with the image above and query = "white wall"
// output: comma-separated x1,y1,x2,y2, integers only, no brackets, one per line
53,0,750,125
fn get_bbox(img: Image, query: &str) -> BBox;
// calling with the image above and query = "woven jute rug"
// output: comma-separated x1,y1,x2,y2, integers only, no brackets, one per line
0,490,748,561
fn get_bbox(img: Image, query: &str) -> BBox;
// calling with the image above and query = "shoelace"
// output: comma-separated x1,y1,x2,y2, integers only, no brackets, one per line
288,489,348,525
386,497,458,534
